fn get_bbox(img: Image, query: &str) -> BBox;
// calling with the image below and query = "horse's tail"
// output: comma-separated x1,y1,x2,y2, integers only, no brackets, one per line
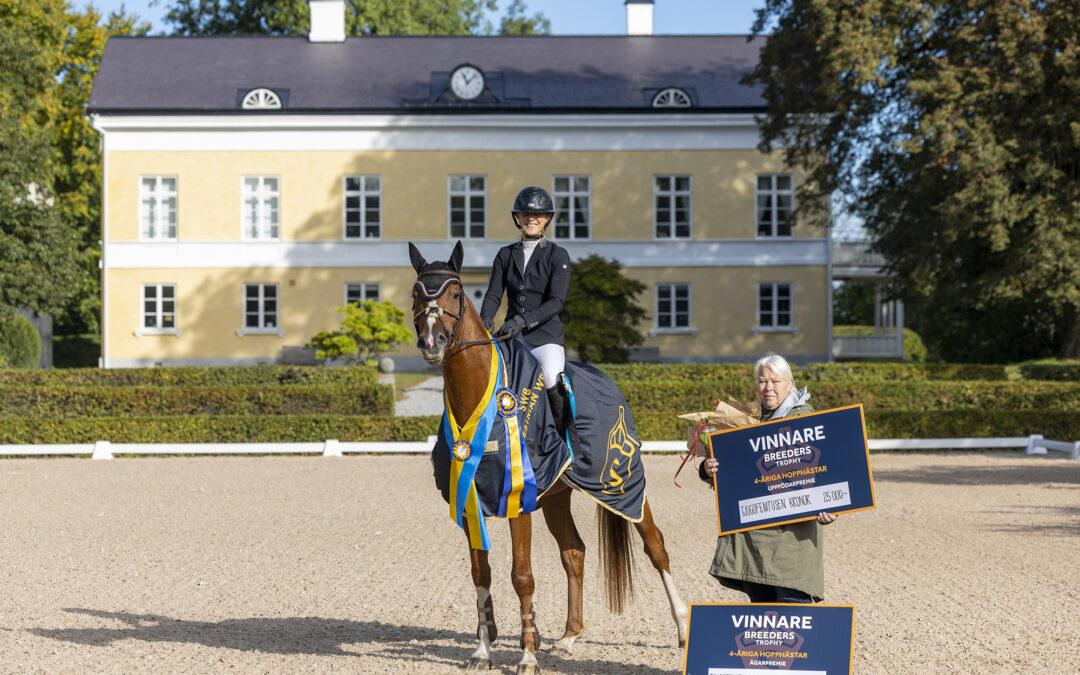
596,504,634,614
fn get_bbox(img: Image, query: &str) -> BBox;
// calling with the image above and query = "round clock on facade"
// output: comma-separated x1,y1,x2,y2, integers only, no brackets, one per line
450,64,485,100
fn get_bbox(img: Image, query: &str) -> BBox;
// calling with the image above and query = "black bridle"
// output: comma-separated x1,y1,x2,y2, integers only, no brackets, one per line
412,270,509,355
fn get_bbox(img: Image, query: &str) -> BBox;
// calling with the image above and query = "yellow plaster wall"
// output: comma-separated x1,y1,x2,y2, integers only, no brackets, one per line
628,266,829,359
107,265,826,361
105,149,823,243
107,267,422,360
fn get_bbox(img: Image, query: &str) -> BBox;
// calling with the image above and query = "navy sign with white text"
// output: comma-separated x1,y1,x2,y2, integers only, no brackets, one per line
682,603,855,674
709,405,875,535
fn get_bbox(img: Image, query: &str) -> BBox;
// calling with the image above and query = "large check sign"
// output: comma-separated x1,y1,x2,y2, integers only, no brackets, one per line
709,405,875,534
682,603,855,675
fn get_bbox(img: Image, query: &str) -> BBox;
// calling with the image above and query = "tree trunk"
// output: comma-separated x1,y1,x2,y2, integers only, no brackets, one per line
1060,305,1080,359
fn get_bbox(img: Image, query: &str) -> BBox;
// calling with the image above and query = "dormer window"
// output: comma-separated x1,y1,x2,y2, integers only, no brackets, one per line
241,88,283,110
651,88,692,108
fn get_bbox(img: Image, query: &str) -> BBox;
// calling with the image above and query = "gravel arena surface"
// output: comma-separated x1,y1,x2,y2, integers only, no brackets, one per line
1,452,1078,674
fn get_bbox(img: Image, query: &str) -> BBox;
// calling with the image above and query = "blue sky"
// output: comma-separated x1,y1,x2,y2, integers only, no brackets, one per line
83,0,767,36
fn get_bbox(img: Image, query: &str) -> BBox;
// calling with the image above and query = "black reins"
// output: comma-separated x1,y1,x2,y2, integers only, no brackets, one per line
413,271,509,354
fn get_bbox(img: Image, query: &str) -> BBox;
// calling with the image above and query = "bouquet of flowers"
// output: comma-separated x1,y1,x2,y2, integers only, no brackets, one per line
673,397,760,486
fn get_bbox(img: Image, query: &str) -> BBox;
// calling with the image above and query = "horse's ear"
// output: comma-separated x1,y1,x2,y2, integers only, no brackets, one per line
408,242,427,274
449,240,464,273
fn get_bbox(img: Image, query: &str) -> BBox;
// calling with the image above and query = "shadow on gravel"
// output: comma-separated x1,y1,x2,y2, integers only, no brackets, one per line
872,462,1080,487
985,505,1080,536
30,608,674,673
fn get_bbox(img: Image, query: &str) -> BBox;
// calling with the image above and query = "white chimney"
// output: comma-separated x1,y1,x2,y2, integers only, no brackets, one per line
309,0,345,42
626,0,654,36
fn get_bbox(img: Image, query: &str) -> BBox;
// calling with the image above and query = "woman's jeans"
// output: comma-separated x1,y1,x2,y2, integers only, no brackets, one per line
742,580,812,604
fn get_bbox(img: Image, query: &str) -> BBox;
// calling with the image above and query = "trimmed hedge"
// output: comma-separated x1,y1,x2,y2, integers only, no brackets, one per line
0,383,393,418
599,362,1008,382
0,415,441,445
1016,361,1080,382
615,380,1080,414
633,409,1080,443
0,364,379,387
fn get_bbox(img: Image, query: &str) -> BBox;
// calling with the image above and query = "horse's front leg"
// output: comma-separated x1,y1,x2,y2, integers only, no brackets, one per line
539,483,586,655
466,544,496,671
510,513,541,674
633,498,689,647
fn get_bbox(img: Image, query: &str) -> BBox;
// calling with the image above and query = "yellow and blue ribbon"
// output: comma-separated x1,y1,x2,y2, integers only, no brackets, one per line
444,341,500,550
494,341,537,517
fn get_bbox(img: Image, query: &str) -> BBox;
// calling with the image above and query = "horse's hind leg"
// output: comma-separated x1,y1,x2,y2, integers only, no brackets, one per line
466,544,496,671
539,482,586,655
633,498,689,647
509,513,542,674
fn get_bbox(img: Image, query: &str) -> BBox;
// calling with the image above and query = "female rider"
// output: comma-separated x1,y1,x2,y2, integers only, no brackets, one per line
480,186,573,434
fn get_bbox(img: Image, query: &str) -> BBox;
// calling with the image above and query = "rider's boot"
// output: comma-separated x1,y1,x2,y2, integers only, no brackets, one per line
546,379,580,453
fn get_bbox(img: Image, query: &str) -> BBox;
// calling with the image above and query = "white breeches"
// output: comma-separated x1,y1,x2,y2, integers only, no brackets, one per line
517,337,565,391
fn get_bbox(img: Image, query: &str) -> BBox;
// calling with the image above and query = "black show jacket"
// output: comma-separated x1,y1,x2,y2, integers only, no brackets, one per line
480,238,572,348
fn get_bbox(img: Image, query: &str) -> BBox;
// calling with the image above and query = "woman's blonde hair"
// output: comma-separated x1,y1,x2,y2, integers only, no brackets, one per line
753,353,795,385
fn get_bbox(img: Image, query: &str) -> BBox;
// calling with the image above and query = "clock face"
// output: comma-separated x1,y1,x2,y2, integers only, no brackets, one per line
450,65,484,100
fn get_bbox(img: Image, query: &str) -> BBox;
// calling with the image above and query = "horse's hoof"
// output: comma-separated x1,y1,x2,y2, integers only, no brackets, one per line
551,630,583,656
515,664,540,675
465,657,492,671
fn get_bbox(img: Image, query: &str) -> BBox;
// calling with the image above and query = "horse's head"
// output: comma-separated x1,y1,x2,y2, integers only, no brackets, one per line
409,241,466,366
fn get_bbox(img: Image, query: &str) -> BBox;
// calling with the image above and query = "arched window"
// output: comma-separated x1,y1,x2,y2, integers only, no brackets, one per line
241,88,282,110
651,88,692,109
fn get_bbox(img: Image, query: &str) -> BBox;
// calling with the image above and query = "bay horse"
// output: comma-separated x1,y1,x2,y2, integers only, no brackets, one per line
409,241,688,673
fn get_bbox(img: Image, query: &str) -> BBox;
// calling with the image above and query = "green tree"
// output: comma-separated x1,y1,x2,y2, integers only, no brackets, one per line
832,280,874,326
562,255,647,363
0,0,82,317
747,1,1080,362
307,300,413,365
52,5,148,335
163,0,550,36
0,308,42,369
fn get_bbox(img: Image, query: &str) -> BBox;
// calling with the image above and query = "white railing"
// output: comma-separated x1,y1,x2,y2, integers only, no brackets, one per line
832,334,903,359
1,436,1076,460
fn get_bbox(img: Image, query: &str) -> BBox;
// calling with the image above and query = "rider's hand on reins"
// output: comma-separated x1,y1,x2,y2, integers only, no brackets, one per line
496,315,526,338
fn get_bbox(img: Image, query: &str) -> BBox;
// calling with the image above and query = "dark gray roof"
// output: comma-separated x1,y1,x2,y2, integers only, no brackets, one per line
88,35,765,114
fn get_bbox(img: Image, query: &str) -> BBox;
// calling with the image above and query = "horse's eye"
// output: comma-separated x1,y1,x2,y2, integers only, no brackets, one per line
453,292,461,300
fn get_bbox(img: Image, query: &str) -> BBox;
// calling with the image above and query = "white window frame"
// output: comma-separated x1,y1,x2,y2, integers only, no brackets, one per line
345,282,381,305
242,175,280,241
653,175,692,239
343,175,382,240
139,176,178,241
651,88,692,108
755,173,795,238
237,283,285,337
649,283,697,336
134,283,181,337
552,175,592,241
753,282,800,334
448,175,486,240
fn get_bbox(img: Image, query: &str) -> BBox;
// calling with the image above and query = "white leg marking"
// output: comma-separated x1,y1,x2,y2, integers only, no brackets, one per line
662,570,689,645
518,647,538,667
552,632,581,654
470,586,493,664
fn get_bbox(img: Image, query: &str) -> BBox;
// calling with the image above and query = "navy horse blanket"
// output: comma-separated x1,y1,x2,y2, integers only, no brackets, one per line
432,338,645,549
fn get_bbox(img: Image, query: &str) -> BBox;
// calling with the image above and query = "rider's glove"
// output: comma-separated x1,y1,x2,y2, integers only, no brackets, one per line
495,315,526,338
483,317,495,334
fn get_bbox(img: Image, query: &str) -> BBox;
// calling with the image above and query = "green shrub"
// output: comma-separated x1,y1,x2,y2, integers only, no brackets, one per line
0,383,394,418
0,364,379,387
903,327,928,363
0,311,41,369
0,414,441,445
1016,360,1080,381
615,379,1080,417
633,409,1080,442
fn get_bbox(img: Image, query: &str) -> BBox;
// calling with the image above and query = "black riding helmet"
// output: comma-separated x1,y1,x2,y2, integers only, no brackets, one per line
510,186,555,236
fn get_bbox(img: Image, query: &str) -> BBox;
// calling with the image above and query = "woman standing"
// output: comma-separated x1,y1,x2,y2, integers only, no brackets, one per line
480,186,573,432
700,353,838,603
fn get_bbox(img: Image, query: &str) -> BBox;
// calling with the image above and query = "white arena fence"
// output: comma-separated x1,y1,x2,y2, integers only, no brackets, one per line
0,435,1076,460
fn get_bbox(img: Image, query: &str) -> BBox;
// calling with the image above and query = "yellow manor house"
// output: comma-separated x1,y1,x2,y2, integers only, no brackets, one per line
88,0,833,369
